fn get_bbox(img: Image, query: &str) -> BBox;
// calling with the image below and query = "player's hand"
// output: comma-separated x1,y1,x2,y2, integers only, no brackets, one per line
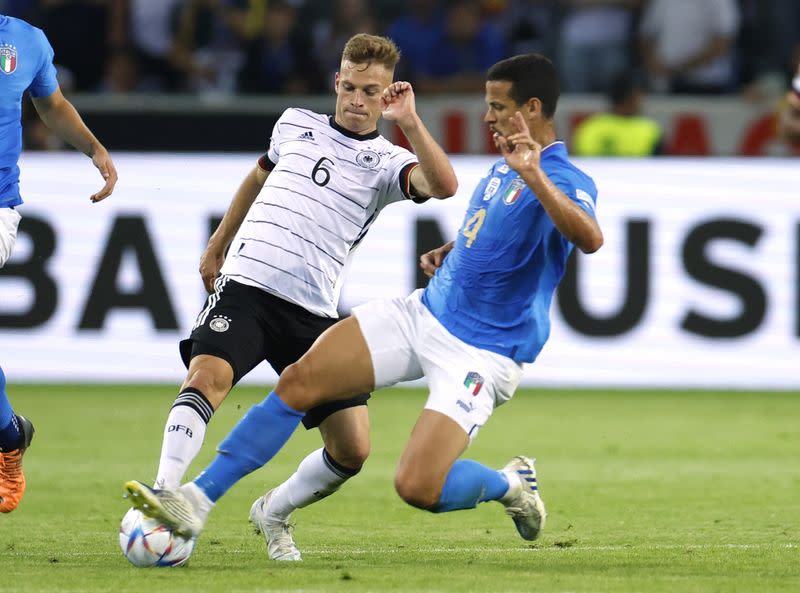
787,89,800,111
199,246,225,293
381,81,417,126
419,241,455,278
89,146,118,203
495,112,541,175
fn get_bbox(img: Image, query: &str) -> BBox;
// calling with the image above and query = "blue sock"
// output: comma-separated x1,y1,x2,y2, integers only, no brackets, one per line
0,365,22,452
432,459,510,513
193,391,304,502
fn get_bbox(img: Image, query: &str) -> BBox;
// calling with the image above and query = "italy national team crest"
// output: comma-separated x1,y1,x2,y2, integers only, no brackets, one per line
502,179,525,205
464,371,484,396
0,45,17,75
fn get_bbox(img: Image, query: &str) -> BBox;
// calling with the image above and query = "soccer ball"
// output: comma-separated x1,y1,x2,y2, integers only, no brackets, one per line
119,508,195,567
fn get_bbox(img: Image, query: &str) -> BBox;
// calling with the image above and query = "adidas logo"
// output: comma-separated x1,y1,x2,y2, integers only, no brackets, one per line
297,131,314,141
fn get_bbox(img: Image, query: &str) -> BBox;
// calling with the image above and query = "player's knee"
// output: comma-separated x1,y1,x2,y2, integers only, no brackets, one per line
183,366,231,404
327,438,370,471
394,473,440,511
276,360,318,410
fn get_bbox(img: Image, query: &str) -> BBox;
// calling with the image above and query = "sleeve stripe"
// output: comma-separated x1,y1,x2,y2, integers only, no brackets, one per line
574,188,597,217
257,153,277,172
399,162,419,199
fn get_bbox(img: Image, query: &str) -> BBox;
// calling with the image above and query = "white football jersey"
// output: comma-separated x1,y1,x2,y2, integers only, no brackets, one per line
220,108,419,317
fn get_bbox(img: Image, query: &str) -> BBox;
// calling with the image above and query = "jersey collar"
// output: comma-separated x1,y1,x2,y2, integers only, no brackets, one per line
329,116,380,141
540,140,566,156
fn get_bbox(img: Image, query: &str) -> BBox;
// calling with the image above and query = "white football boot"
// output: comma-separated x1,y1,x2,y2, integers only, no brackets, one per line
499,456,547,541
249,488,302,561
124,480,211,539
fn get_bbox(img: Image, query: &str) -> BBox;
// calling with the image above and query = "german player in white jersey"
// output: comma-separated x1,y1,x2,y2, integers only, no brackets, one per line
146,33,457,560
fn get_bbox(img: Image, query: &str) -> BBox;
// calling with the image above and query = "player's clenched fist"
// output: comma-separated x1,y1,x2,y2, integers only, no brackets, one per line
381,81,416,124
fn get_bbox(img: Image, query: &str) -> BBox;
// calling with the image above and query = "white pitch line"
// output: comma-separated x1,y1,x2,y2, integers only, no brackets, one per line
301,543,798,554
3,542,796,559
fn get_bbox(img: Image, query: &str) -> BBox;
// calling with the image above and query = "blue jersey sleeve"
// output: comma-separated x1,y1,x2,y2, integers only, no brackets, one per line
27,27,58,98
549,171,597,219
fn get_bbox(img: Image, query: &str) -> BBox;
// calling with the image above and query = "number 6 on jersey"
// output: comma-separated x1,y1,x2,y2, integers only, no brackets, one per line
312,157,334,187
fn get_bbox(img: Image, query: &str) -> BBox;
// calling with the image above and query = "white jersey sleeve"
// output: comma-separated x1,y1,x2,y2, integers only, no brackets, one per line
374,144,418,209
264,108,290,167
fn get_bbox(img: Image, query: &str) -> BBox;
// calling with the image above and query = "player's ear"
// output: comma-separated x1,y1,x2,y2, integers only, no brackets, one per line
525,97,542,120
334,71,340,93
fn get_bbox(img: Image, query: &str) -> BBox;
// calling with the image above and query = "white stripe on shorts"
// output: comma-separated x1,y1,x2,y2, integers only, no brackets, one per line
193,274,230,330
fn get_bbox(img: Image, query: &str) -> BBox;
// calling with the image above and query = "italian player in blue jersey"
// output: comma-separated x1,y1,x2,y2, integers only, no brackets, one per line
1,14,117,512
124,54,603,550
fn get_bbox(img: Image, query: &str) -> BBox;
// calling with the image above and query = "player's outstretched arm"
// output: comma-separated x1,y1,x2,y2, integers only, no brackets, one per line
200,164,269,292
380,81,458,200
31,87,117,202
497,112,603,254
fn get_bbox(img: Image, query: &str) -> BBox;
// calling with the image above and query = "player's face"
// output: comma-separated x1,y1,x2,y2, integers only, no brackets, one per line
483,80,524,140
335,60,394,134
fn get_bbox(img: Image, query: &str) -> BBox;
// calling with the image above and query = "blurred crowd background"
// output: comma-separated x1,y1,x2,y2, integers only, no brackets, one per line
1,0,798,99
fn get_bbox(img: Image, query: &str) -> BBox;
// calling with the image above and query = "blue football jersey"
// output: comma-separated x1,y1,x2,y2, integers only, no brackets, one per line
0,15,58,207
422,142,598,363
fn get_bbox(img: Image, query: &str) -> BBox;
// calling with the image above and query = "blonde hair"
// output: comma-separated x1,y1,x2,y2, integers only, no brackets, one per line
341,34,401,71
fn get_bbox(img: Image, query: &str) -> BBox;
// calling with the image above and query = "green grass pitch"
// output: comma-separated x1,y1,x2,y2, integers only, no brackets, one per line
1,385,798,593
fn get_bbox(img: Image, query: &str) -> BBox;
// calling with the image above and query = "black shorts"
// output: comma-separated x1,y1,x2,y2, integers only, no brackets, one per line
180,277,369,429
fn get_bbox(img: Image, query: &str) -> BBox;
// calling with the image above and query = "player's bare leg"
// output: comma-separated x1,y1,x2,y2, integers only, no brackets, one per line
154,355,233,489
250,406,370,561
320,407,371,471
394,409,469,509
394,409,545,540
180,355,234,409
277,317,376,410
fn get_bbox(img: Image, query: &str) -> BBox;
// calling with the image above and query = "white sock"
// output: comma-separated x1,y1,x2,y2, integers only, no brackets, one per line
154,396,211,489
180,482,214,525
499,470,522,505
266,448,356,521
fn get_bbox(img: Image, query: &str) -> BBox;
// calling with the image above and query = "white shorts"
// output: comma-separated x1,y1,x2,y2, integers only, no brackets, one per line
352,289,523,439
0,207,21,268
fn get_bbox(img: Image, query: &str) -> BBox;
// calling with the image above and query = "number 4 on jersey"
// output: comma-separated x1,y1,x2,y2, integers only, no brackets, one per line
462,208,486,247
